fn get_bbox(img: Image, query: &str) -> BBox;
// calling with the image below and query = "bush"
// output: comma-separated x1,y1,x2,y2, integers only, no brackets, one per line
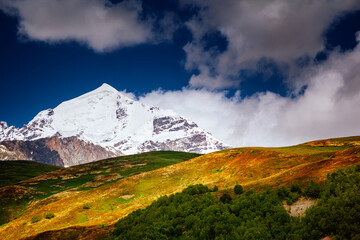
31,215,42,223
182,184,211,195
44,212,54,219
290,183,302,194
220,193,232,204
304,181,321,198
234,184,243,195
277,186,290,199
83,203,91,209
355,164,360,172
212,185,218,192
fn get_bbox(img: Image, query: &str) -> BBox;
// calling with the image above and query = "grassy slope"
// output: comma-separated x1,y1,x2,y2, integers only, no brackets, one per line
1,137,360,240
0,160,62,188
0,151,200,229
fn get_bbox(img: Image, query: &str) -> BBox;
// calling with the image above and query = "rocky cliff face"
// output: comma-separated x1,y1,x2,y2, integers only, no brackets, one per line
0,144,26,160
0,83,229,166
0,136,119,167
0,139,63,166
45,136,120,167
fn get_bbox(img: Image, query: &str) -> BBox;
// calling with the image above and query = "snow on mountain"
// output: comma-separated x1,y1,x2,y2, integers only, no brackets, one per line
0,83,229,156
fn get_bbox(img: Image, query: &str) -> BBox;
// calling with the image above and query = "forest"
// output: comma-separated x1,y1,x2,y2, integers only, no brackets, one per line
112,164,360,240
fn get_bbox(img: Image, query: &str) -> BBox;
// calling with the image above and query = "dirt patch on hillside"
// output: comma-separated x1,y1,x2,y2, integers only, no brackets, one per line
121,194,135,200
283,197,317,217
320,236,332,240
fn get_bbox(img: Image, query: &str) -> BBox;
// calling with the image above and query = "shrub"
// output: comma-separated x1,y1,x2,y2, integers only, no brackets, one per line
277,186,290,199
31,215,42,223
44,212,54,219
220,193,232,204
234,184,243,195
355,164,360,172
304,181,321,198
286,198,293,205
182,184,211,195
212,185,218,192
83,203,91,209
290,183,302,194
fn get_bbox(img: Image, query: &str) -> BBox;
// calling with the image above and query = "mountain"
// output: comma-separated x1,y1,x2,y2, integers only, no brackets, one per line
0,136,359,240
0,83,228,166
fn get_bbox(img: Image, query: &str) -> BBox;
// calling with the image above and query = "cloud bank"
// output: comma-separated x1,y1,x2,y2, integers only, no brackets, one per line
141,39,360,147
1,0,152,52
181,0,360,89
1,0,360,147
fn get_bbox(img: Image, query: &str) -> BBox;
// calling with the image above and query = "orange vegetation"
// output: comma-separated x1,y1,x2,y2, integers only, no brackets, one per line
1,136,360,240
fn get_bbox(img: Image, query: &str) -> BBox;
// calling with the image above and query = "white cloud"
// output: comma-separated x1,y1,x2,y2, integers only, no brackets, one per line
1,0,152,52
140,41,360,147
181,0,360,89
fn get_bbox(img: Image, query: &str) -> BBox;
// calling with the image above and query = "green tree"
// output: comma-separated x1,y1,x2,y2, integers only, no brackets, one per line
234,184,244,195
290,183,302,194
304,181,321,198
220,193,232,204
277,186,290,199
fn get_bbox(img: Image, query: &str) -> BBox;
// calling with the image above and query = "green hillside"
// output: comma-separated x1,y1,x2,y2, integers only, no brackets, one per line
0,151,201,225
1,137,359,240
112,164,360,240
0,160,62,188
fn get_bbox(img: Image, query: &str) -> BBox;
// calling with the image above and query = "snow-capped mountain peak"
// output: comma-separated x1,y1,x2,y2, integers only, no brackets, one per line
0,83,229,161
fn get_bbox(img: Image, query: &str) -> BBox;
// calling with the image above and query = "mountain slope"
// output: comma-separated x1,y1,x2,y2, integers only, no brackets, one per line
0,83,228,166
0,136,119,167
0,151,200,226
0,161,61,188
0,136,359,240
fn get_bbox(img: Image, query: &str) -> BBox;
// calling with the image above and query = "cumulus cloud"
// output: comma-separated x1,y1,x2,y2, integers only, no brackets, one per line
2,0,360,147
181,0,360,89
0,0,152,52
140,40,360,147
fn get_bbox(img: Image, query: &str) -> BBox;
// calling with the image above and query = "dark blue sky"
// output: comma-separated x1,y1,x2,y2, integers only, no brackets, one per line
1,1,360,128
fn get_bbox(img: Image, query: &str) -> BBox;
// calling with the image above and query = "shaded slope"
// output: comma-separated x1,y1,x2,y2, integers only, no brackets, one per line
1,137,360,240
0,161,62,188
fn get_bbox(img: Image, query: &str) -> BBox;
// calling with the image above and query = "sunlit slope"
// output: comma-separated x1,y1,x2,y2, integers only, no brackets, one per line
0,151,200,234
1,137,360,240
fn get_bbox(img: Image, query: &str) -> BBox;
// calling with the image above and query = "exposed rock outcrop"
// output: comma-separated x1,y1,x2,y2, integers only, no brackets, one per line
0,136,120,167
45,136,120,167
0,139,63,166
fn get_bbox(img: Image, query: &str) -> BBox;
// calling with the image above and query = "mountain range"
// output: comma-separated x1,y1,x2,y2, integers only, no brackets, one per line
0,84,228,166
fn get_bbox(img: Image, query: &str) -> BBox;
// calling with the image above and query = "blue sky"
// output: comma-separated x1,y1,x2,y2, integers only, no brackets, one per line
1,0,360,147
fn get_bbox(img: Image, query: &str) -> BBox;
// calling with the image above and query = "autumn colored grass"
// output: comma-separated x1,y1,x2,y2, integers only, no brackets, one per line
1,137,360,240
